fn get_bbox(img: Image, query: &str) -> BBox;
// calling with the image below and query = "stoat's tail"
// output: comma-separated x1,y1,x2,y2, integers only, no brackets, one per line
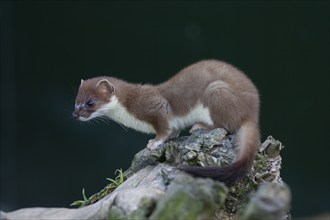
178,121,260,186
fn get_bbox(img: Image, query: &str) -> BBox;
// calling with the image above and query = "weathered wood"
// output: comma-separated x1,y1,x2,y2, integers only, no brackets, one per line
0,129,291,220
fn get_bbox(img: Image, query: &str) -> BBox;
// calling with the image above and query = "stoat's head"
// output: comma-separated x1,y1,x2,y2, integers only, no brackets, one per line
73,78,115,121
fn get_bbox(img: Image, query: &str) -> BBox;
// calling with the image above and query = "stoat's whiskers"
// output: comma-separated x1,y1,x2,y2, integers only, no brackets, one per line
98,115,128,132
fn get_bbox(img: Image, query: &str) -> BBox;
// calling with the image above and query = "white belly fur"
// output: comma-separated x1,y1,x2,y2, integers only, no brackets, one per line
169,103,214,131
96,96,213,134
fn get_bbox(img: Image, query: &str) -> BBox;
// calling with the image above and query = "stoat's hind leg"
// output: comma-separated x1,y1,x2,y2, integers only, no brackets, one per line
203,80,240,131
189,123,212,133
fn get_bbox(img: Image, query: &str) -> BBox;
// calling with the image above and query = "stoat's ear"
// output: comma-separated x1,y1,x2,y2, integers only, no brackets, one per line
80,79,84,86
96,79,115,94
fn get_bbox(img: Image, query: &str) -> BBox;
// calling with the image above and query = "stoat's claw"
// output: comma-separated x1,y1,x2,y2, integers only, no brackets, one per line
147,139,164,149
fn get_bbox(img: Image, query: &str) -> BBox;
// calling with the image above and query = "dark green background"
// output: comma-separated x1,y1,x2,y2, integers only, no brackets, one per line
1,1,329,218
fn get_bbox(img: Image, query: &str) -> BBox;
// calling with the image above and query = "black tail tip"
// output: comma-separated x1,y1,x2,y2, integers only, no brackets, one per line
177,161,250,186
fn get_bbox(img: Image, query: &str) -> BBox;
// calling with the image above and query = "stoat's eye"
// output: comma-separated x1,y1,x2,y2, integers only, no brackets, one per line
86,100,95,108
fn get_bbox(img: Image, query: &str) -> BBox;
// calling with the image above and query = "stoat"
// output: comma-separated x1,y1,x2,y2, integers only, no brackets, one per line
73,60,260,185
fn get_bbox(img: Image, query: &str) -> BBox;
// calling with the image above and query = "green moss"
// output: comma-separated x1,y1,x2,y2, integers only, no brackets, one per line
150,176,228,220
150,191,213,220
255,154,268,172
107,206,126,220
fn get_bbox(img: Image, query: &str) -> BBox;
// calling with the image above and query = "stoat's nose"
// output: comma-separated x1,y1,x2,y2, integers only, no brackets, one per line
72,111,80,119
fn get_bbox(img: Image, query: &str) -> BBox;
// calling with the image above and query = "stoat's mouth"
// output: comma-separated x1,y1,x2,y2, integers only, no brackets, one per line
78,111,101,122
78,116,90,121
72,111,93,121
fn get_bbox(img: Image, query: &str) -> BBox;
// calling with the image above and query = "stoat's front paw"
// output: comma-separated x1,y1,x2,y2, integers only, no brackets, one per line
147,139,164,150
